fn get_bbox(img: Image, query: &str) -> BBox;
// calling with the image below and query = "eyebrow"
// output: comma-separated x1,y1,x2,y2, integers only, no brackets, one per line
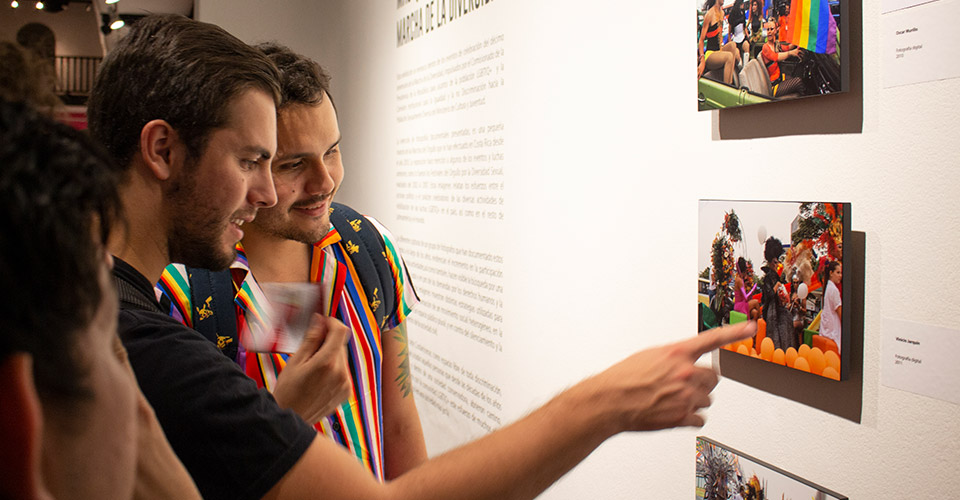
240,146,273,161
275,134,342,162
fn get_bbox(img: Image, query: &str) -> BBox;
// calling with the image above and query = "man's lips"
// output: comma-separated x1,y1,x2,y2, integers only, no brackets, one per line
291,196,331,216
230,212,257,226
228,213,256,240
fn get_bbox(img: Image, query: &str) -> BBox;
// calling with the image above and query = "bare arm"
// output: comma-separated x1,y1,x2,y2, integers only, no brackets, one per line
778,48,800,61
381,321,428,478
264,322,756,500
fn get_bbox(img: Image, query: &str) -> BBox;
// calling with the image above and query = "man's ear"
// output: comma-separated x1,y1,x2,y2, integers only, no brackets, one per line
0,354,48,500
139,119,184,181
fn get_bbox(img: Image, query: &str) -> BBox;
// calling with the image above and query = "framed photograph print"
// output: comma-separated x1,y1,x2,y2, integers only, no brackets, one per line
698,199,851,380
697,436,847,499
697,0,849,110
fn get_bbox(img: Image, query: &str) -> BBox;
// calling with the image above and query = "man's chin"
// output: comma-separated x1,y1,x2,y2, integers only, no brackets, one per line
171,245,236,271
257,218,330,246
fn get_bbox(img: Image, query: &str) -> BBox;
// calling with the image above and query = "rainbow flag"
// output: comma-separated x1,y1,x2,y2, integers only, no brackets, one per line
787,0,837,54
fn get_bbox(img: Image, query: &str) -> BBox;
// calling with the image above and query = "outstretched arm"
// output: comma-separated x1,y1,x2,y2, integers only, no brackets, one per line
265,321,756,500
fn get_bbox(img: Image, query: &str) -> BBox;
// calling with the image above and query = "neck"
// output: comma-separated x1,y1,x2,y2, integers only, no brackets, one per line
241,226,312,283
110,170,170,284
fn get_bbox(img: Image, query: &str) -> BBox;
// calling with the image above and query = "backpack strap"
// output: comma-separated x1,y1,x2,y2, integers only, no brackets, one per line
186,267,239,360
115,276,164,313
328,202,395,330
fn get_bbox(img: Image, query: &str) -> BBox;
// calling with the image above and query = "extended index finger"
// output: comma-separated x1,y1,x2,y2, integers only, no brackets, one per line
683,321,756,359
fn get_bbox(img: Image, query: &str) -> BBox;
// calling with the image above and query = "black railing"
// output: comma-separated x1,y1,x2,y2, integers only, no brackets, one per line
54,55,101,100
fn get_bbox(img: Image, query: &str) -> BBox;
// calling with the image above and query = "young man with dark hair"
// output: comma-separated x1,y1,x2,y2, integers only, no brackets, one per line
159,42,427,480
0,99,200,500
88,14,350,500
91,14,753,500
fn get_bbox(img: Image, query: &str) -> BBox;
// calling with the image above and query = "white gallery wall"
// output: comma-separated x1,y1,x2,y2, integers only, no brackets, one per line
200,0,960,497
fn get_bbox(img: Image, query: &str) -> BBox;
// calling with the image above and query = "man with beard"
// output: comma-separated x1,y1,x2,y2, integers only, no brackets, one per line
91,14,754,500
88,15,347,500
157,43,426,481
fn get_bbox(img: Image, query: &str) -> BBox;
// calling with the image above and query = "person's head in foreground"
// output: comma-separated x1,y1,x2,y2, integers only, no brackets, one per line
0,99,134,500
88,14,282,273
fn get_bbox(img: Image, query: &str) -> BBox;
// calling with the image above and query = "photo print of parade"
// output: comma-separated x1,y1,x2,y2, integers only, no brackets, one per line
698,200,849,380
696,437,847,500
697,0,844,110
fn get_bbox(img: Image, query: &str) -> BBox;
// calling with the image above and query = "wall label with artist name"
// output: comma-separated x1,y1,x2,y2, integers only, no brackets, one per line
883,317,960,405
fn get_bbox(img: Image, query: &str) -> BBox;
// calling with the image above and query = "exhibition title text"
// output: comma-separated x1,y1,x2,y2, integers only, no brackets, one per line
397,0,495,47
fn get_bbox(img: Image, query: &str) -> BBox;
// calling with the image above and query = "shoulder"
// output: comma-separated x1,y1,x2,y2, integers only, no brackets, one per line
363,214,400,249
119,306,196,339
117,307,223,382
333,203,404,255
118,307,316,500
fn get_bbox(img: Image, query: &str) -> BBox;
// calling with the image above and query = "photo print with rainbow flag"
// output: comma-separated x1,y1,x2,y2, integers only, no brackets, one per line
696,0,848,110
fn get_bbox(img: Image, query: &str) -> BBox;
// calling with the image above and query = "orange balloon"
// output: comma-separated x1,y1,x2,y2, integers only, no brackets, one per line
822,366,840,380
785,347,798,368
742,338,754,351
825,350,841,372
760,337,775,361
794,357,810,372
737,344,749,356
808,348,826,375
798,343,811,359
772,348,786,365
757,318,767,337
750,347,758,357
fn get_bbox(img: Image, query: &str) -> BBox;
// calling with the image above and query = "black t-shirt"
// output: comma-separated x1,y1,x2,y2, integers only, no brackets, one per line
113,258,316,500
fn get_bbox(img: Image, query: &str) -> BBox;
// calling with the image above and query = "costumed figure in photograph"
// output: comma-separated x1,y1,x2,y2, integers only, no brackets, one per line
728,0,751,62
733,257,759,320
819,260,842,353
760,16,804,97
698,0,742,84
747,0,765,57
760,236,796,350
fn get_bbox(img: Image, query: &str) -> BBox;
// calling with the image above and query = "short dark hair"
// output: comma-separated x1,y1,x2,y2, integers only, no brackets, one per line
88,14,282,170
764,236,784,263
256,42,334,110
0,99,122,403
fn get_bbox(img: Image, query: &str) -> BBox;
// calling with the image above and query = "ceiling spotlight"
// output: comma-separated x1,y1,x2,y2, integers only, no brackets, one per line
11,1,19,7
105,0,118,3
35,1,42,9
110,18,124,29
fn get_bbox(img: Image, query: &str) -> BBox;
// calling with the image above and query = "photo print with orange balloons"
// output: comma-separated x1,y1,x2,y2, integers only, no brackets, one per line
698,200,850,380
